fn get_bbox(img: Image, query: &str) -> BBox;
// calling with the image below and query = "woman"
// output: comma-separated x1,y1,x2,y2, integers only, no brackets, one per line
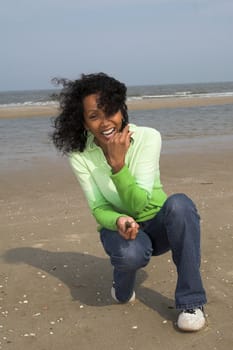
52,72,207,332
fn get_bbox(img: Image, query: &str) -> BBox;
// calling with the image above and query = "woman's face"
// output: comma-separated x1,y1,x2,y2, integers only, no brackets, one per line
83,93,123,148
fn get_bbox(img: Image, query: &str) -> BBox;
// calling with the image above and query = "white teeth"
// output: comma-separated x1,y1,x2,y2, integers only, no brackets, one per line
102,128,115,135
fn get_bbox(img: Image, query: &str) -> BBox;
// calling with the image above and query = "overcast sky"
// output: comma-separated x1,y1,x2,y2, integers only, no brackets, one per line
1,0,233,91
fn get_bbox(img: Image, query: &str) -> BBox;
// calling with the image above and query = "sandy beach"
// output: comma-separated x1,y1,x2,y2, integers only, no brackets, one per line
1,127,233,349
1,95,233,118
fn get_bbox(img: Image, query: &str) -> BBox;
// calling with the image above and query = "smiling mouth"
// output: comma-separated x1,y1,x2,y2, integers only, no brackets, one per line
101,128,115,136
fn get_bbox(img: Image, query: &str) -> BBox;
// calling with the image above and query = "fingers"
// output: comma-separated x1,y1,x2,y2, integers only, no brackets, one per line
117,217,139,240
109,125,132,144
120,125,133,142
125,220,133,230
124,220,139,240
119,229,137,240
121,124,130,136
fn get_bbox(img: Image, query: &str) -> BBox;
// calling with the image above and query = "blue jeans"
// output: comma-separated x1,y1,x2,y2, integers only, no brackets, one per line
100,193,207,309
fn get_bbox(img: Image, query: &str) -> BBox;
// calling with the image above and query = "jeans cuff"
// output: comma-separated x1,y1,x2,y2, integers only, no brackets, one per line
176,299,207,310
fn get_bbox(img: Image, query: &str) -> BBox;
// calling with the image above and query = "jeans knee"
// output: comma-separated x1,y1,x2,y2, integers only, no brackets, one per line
111,245,151,271
166,193,198,217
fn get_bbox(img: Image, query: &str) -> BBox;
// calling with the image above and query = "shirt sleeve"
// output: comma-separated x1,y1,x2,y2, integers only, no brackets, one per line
69,154,126,231
110,128,162,217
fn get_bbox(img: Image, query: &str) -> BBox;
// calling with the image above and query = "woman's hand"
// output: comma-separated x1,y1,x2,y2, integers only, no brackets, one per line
116,216,139,240
105,125,133,173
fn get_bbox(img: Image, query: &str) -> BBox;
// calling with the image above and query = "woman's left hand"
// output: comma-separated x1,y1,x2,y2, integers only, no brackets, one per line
116,216,139,240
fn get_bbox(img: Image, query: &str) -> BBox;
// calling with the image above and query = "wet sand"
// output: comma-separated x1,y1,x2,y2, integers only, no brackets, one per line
0,95,233,118
1,141,233,349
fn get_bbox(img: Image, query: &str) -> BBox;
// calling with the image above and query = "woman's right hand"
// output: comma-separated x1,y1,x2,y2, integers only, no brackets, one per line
105,125,133,174
116,216,139,240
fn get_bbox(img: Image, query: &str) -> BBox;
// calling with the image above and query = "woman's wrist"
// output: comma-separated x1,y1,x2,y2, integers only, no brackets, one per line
111,162,124,174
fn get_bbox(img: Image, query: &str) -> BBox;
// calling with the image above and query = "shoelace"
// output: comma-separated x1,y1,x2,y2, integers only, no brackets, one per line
184,309,196,314
184,307,203,314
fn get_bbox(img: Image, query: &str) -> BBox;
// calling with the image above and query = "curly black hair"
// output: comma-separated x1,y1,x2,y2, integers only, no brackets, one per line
52,72,129,153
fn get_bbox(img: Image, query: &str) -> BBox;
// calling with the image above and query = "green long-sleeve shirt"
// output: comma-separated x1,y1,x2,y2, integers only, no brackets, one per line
69,124,167,231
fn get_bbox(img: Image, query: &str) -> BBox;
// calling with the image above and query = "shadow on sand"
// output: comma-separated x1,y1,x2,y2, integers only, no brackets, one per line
3,247,177,321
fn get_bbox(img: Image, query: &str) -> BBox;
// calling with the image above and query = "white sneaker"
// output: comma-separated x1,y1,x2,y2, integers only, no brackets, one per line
111,287,136,303
177,307,206,332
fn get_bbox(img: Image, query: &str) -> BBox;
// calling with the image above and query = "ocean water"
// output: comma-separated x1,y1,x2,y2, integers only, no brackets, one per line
1,81,233,107
0,82,233,169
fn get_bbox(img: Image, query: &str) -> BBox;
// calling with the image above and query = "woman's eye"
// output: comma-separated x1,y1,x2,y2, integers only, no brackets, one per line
89,114,97,120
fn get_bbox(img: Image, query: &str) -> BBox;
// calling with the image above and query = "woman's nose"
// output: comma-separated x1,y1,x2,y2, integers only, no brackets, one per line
100,116,110,126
